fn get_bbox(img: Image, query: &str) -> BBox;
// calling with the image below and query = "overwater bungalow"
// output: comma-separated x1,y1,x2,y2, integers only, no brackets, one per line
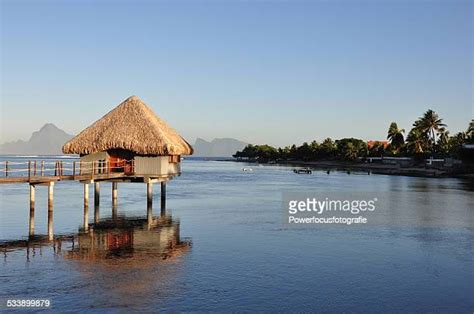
61,95,194,229
0,96,193,239
62,95,193,180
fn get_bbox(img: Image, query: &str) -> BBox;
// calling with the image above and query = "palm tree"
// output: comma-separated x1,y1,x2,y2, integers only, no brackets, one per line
467,119,474,140
368,142,386,157
437,129,450,154
343,143,359,160
319,138,336,158
387,122,405,151
406,128,426,154
448,132,467,157
415,109,446,151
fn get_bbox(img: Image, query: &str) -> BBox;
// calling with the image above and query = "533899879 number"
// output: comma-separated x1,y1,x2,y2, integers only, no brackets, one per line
6,299,51,308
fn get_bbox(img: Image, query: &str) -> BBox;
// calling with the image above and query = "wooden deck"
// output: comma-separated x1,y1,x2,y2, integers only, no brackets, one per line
0,173,130,184
0,159,174,184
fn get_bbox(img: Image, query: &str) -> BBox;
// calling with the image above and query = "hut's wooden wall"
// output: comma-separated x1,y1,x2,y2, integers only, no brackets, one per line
80,152,109,174
134,156,180,176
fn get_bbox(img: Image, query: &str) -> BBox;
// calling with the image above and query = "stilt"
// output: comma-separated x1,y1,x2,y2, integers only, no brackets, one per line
48,210,53,241
83,183,89,230
94,182,100,207
94,182,100,223
112,204,118,221
112,182,118,220
147,182,153,225
47,182,54,241
161,181,166,214
94,206,100,224
112,182,118,207
29,185,35,237
48,182,54,210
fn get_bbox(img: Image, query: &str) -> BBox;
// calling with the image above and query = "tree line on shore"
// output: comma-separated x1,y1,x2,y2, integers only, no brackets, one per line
233,110,474,162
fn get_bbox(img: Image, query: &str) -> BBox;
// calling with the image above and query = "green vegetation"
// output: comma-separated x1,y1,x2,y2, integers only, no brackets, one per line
233,110,473,162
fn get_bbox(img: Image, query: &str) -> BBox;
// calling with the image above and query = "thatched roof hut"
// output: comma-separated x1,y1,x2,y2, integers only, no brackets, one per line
62,96,193,156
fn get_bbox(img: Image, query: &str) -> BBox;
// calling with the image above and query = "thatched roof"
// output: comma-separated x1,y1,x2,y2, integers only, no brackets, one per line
62,96,193,155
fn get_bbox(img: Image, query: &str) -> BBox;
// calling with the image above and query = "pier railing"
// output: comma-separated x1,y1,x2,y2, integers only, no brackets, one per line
0,160,135,183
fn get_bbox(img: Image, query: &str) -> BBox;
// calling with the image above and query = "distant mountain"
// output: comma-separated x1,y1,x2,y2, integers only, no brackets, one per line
0,123,74,155
193,138,248,157
0,125,246,157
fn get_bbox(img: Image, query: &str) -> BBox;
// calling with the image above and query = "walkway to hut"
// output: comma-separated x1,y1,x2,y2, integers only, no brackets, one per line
0,159,170,240
0,159,136,184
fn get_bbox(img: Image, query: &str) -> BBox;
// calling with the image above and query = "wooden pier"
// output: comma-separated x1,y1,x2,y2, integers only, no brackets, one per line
0,96,194,241
0,159,170,239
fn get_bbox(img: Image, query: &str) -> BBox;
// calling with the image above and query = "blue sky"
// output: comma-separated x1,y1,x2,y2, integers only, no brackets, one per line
1,0,472,146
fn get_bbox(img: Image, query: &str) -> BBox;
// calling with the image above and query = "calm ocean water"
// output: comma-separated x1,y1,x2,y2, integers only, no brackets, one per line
0,157,473,312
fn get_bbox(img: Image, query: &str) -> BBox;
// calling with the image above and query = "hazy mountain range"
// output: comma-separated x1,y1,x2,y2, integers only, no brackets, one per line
0,124,247,157
193,138,248,157
0,124,74,155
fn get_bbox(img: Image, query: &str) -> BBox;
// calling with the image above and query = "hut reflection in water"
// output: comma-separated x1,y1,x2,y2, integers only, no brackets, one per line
1,215,191,263
67,215,190,262
1,216,191,307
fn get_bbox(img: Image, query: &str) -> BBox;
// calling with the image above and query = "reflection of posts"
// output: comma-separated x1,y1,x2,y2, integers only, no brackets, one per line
83,183,89,230
161,182,166,214
29,184,35,237
94,182,100,223
1,215,191,265
48,182,54,241
112,204,118,221
94,205,100,224
147,182,153,225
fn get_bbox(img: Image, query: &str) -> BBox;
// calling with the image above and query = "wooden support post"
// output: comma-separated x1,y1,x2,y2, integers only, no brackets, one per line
83,183,89,230
5,161,8,177
94,182,100,223
29,185,35,237
48,182,54,241
73,161,76,177
147,182,153,225
94,182,100,207
112,181,118,220
112,182,118,207
28,161,31,180
48,211,53,241
161,181,166,214
48,182,54,210
33,161,37,176
41,161,44,176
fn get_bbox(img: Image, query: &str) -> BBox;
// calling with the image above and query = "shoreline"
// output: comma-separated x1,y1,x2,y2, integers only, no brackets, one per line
217,158,474,179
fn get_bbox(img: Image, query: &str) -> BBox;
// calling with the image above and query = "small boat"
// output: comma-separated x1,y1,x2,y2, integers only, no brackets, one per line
242,167,254,172
293,168,312,174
